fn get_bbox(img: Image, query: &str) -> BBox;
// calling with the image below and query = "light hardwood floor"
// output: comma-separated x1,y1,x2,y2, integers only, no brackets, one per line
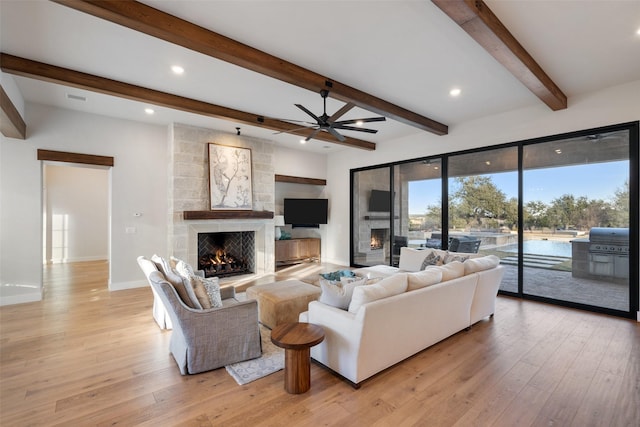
1,261,638,426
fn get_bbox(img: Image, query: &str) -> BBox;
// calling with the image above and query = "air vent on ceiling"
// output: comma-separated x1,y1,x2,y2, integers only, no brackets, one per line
66,93,87,102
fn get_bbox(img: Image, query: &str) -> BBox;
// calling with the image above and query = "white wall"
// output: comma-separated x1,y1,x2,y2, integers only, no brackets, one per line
0,104,169,304
44,164,109,263
324,80,640,314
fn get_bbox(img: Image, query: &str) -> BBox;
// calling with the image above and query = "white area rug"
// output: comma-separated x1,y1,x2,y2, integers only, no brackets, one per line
225,292,284,385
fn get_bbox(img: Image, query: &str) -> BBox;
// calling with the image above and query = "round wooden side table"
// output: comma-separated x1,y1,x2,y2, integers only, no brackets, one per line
271,322,325,394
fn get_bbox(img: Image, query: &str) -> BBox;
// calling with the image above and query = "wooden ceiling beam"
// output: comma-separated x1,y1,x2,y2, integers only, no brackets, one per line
51,0,448,135
432,0,567,111
0,84,26,139
0,53,375,150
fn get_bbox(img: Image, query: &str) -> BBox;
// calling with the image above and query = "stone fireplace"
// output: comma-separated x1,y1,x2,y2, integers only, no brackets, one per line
168,124,276,282
198,231,255,278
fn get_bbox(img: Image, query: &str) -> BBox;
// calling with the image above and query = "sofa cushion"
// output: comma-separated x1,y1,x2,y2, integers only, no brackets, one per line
407,268,443,291
151,254,200,309
420,251,443,269
318,276,367,310
348,273,408,314
427,261,465,281
190,275,223,308
398,247,432,272
464,255,500,275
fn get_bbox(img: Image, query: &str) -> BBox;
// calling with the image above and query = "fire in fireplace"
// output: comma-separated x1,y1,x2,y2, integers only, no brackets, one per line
197,231,255,278
370,229,387,250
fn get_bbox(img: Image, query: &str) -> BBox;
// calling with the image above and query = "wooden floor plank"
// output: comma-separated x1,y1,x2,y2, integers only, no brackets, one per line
0,261,638,426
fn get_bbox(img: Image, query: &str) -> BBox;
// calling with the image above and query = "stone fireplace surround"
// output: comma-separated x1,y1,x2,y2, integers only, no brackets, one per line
168,124,276,282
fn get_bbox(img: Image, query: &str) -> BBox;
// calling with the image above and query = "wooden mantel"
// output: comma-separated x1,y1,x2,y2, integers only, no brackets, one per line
183,210,274,220
275,174,326,186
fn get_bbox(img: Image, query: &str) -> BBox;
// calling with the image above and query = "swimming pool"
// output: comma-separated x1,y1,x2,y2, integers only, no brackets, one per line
500,240,572,258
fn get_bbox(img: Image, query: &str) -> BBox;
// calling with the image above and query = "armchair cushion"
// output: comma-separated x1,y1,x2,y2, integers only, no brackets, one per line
152,254,201,309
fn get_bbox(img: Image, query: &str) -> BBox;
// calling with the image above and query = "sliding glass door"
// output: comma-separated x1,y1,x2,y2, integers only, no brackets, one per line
522,129,631,311
350,122,638,318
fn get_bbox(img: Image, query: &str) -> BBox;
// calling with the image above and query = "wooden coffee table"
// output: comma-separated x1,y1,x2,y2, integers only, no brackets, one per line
271,322,325,394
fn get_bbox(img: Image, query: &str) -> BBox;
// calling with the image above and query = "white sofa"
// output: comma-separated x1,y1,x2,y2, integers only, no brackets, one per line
299,247,505,386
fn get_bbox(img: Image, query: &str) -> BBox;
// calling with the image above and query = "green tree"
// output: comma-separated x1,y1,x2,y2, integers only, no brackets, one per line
611,180,629,227
450,176,507,228
524,200,549,230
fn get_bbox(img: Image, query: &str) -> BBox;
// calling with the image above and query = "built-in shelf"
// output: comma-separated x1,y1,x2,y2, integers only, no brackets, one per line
183,210,274,220
275,174,326,186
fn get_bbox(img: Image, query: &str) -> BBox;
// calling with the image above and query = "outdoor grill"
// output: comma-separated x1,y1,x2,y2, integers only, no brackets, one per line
588,227,629,279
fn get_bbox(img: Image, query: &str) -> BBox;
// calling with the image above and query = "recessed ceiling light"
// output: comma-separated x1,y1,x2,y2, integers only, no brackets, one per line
355,120,364,127
485,161,491,165
171,65,184,75
299,139,306,144
555,149,562,154
449,88,461,97
145,108,155,115
636,27,640,36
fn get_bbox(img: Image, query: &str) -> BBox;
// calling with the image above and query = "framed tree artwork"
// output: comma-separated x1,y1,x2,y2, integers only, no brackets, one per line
208,143,253,210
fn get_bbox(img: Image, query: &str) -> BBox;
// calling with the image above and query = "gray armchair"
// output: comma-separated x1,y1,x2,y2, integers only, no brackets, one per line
137,256,262,374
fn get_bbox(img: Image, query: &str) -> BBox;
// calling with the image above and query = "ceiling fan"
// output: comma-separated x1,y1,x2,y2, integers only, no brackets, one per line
286,90,386,142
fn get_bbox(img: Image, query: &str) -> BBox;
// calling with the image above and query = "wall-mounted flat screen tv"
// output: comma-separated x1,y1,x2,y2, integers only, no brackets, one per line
284,198,328,227
368,189,391,212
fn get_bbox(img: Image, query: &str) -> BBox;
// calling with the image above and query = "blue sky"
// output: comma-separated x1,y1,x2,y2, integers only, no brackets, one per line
408,161,629,215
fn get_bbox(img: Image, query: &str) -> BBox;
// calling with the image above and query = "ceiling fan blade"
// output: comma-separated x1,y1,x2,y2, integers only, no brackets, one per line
333,124,379,134
295,104,321,122
328,102,355,123
305,128,321,141
327,127,346,142
334,116,386,126
273,125,316,135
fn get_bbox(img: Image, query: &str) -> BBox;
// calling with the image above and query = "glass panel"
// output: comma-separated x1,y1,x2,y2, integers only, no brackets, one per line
448,147,519,292
398,159,442,259
352,167,391,266
523,130,630,311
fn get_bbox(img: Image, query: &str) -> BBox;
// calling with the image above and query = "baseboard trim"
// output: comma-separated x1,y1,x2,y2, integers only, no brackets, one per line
0,287,43,306
109,280,147,291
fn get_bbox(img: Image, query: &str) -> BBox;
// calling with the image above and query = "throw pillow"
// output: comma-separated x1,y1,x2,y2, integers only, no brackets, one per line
443,252,470,264
171,256,195,276
319,270,356,281
348,273,408,314
463,255,500,275
318,276,366,310
407,268,443,291
186,274,213,309
151,254,200,309
197,275,223,308
398,248,431,272
172,257,204,309
420,251,442,270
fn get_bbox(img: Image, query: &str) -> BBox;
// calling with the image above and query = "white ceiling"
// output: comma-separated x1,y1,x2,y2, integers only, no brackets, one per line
2,0,639,153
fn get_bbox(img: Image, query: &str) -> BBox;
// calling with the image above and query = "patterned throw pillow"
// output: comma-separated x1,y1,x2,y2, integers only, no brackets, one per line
443,252,470,264
420,251,442,270
201,276,223,308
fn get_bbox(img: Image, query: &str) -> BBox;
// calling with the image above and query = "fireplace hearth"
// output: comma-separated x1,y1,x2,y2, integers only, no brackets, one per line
197,231,255,278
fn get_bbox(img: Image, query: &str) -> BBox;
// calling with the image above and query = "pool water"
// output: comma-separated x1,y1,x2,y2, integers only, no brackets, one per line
500,240,572,258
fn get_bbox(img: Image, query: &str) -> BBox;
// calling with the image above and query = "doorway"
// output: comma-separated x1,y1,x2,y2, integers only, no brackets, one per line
41,153,112,296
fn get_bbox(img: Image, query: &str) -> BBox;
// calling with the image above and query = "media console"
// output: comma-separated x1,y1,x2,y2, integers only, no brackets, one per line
275,238,321,266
